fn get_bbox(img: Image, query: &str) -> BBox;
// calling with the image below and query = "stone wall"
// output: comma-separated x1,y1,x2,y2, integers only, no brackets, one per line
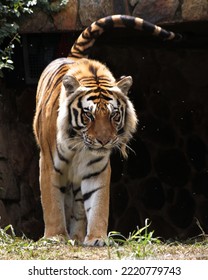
106,44,208,239
1,1,208,240
19,0,208,33
0,80,43,240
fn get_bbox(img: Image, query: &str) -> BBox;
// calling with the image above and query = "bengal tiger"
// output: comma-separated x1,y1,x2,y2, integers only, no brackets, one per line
33,15,181,246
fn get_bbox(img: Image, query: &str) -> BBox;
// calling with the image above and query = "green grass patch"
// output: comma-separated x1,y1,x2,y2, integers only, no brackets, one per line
0,223,208,260
106,220,160,259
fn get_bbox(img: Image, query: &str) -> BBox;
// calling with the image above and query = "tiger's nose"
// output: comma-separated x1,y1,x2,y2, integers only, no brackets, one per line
96,136,110,146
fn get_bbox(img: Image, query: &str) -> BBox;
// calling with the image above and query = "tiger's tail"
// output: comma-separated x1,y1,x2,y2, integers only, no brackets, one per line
69,14,182,58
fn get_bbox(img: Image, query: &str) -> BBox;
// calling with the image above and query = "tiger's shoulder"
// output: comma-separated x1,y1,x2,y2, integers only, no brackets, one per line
33,57,117,145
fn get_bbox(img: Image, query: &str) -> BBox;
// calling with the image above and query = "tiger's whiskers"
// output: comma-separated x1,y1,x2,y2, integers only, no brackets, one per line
116,141,136,156
68,138,84,150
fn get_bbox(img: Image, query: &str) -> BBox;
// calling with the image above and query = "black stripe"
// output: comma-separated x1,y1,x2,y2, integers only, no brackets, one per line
68,127,77,138
80,77,98,83
46,138,63,175
68,128,77,138
158,28,173,39
68,101,73,125
54,165,63,175
96,16,114,30
86,88,100,94
44,69,63,106
87,95,99,101
73,187,81,197
99,77,112,82
87,25,100,39
82,163,108,180
104,16,114,29
75,198,83,203
60,186,66,193
56,144,69,164
87,156,104,166
121,15,136,28
71,215,79,221
70,111,83,130
68,97,82,126
73,44,89,56
81,30,91,41
102,88,113,94
118,127,124,135
77,95,83,109
89,64,98,76
142,20,155,34
94,240,100,246
83,186,103,201
100,93,113,101
44,74,53,93
69,96,85,130
77,35,91,45
73,108,79,125
142,20,172,39
86,92,112,101
49,93,59,114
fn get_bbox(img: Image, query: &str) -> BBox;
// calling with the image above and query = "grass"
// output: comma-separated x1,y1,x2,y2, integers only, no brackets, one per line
0,223,208,260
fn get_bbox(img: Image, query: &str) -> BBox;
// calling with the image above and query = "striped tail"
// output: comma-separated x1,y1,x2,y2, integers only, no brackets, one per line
69,14,182,58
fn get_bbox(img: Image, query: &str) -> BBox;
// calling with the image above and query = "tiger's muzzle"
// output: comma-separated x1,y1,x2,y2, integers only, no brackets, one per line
83,108,118,151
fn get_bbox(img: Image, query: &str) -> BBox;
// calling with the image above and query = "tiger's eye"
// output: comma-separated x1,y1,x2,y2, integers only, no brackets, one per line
83,111,94,122
111,111,120,122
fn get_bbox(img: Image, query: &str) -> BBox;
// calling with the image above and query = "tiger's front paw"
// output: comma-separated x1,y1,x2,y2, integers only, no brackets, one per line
43,233,70,243
83,236,106,247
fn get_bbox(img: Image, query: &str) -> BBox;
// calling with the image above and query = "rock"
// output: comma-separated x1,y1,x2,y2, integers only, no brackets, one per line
0,200,11,228
20,183,35,219
0,124,19,200
0,80,42,238
182,0,208,21
79,0,114,27
0,160,18,200
8,124,35,177
130,0,179,23
53,0,78,31
19,8,54,33
0,125,8,160
113,0,131,15
5,203,21,234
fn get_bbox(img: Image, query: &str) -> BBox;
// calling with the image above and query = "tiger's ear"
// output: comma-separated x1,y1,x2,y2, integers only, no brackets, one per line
63,75,80,94
116,76,133,95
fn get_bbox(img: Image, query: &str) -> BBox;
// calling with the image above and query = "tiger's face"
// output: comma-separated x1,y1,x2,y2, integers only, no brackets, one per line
59,70,137,157
78,94,125,151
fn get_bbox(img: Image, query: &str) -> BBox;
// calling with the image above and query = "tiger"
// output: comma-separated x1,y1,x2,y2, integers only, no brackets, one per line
33,15,181,246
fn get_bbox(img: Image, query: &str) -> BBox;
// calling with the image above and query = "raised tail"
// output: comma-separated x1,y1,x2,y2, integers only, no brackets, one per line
69,14,182,58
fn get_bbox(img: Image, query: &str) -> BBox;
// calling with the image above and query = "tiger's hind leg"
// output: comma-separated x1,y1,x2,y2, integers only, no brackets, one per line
39,154,69,239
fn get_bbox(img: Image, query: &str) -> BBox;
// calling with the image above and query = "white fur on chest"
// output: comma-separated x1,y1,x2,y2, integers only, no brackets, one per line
54,144,110,186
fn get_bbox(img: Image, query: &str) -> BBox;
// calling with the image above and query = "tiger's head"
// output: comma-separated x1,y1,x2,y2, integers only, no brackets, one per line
58,59,137,158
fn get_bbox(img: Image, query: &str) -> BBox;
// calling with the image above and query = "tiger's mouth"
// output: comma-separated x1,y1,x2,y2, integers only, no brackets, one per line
83,134,119,152
85,141,114,151
88,146,109,153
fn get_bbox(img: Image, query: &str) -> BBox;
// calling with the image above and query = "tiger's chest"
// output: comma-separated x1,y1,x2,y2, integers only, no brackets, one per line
54,144,110,186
